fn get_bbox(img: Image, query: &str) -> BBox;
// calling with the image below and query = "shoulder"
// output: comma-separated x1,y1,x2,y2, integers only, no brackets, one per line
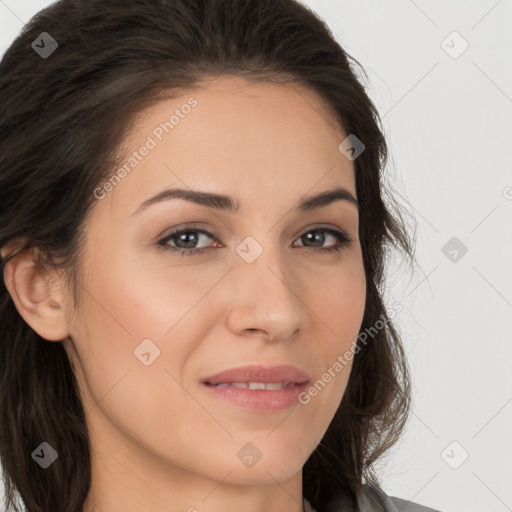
361,484,443,512
386,495,442,512
323,483,443,512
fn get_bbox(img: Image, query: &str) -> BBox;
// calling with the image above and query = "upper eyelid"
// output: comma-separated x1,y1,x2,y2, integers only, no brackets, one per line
160,224,352,244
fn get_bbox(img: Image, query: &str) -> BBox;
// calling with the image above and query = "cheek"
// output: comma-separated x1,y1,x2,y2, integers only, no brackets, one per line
301,259,365,404
66,264,198,456
310,258,367,343
67,247,225,426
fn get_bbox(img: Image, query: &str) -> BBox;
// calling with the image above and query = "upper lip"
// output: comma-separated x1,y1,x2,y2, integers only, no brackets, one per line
201,364,310,385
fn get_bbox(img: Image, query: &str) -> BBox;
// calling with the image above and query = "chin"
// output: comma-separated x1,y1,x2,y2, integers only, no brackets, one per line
222,461,303,486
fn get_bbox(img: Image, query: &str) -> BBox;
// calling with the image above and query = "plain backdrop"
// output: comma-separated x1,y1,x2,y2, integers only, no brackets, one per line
1,1,511,512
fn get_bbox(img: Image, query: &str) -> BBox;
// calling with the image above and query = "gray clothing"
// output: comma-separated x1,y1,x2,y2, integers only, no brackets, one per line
323,483,442,512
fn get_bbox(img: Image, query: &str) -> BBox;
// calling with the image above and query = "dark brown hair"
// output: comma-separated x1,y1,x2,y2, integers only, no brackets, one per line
0,0,415,511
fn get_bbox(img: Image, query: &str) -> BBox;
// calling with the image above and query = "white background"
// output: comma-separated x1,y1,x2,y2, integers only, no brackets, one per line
1,1,511,512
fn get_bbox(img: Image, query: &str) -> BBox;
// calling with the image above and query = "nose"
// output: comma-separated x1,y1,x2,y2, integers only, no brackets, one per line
224,245,312,342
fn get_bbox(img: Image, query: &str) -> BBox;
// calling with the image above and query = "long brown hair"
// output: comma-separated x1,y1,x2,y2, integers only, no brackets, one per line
0,1,415,511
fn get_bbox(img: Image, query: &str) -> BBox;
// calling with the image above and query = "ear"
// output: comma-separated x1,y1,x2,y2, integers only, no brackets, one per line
1,241,71,342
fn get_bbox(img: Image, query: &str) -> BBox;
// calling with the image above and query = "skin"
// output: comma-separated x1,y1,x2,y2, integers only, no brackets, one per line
2,75,366,512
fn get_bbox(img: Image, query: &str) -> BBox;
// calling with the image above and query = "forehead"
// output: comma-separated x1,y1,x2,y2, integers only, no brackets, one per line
97,75,355,220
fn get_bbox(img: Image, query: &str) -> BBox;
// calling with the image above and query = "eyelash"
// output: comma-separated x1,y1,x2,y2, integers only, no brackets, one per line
157,224,353,257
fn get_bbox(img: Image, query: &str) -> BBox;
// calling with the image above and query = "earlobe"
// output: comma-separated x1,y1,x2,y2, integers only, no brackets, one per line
1,243,71,342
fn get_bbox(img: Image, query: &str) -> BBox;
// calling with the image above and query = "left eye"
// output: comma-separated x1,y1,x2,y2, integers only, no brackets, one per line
158,226,353,256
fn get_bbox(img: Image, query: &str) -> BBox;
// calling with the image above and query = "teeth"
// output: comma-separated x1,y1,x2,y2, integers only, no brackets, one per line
214,382,290,390
232,382,249,389
263,382,285,390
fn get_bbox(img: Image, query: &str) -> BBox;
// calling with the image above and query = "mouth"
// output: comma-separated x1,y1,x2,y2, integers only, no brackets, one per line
200,363,310,387
200,380,309,411
200,364,310,411
204,381,302,390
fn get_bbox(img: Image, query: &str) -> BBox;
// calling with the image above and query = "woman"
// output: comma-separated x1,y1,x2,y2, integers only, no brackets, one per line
0,0,438,511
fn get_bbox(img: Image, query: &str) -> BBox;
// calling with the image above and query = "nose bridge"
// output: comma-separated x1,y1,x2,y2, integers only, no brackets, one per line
235,223,293,297
225,229,309,339
239,241,294,302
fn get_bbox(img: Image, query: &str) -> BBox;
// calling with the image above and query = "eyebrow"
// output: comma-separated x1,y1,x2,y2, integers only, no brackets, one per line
130,186,358,216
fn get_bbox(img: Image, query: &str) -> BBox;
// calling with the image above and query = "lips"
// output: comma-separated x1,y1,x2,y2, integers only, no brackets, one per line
200,364,310,386
200,364,311,411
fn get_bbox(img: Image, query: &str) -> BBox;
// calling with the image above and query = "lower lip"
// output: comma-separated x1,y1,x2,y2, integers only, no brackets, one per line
201,382,309,411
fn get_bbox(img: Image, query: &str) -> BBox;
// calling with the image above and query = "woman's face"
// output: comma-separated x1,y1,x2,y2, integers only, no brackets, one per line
60,75,366,508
